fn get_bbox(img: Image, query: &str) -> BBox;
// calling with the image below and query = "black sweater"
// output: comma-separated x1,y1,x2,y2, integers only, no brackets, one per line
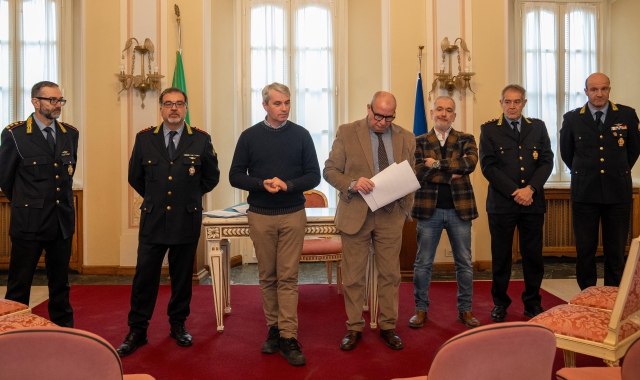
229,121,321,215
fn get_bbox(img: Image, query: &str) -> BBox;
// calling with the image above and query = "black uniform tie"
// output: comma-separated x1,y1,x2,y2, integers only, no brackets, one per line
510,121,520,141
375,132,394,213
44,127,55,153
167,131,178,158
595,111,604,133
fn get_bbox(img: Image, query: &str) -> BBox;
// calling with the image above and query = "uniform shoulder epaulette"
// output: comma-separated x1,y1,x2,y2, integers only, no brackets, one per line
59,121,77,131
138,126,155,134
192,126,209,135
5,121,25,130
565,107,581,115
481,118,498,126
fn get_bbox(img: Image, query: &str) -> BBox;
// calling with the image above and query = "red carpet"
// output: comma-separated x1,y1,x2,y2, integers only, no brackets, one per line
32,282,604,380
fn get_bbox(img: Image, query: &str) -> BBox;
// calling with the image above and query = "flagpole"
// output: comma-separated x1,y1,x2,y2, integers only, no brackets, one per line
413,45,427,136
174,5,182,54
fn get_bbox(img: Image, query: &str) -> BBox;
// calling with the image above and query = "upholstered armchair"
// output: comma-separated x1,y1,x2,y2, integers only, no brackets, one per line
556,336,640,380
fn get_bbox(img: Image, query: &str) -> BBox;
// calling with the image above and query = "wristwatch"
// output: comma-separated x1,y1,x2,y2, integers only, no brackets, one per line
432,160,441,169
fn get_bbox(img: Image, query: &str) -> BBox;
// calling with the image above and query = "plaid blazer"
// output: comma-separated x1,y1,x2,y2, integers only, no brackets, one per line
411,128,479,221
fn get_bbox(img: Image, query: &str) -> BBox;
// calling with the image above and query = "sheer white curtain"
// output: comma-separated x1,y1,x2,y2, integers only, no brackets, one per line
0,0,59,128
565,3,597,111
523,2,559,175
292,0,334,203
248,0,336,205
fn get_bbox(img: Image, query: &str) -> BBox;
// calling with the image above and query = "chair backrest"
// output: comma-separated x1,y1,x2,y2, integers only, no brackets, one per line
304,189,328,208
0,327,125,380
622,336,640,380
427,322,556,380
608,237,640,340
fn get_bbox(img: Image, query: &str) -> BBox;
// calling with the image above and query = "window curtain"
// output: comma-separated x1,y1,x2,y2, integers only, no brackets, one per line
292,0,334,204
0,0,59,128
523,2,559,175
565,3,597,111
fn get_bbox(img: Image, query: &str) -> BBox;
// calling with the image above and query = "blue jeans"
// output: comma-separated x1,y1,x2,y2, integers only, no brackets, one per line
414,208,473,313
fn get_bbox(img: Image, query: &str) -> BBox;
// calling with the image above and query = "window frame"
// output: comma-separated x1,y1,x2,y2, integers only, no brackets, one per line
512,0,609,183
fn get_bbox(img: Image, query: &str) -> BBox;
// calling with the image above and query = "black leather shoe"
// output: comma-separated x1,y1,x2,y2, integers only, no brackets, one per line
524,305,545,318
491,305,507,322
116,332,147,357
170,324,193,347
340,330,361,351
379,329,403,350
262,325,279,354
278,337,306,366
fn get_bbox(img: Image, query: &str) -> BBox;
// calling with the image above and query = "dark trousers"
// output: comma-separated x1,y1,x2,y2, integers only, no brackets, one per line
572,201,629,290
5,236,73,327
488,212,544,309
127,241,198,334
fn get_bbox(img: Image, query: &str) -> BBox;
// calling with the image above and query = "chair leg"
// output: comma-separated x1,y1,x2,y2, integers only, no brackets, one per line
603,359,620,367
326,261,333,285
562,350,576,368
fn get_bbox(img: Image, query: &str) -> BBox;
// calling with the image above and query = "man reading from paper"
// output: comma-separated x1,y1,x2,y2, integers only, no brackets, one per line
324,91,416,351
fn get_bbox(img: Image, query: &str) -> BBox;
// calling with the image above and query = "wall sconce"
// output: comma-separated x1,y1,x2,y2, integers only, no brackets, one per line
115,38,164,108
428,37,476,101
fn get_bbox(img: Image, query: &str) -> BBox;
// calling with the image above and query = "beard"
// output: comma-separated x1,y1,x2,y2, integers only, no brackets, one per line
167,114,183,124
40,106,61,120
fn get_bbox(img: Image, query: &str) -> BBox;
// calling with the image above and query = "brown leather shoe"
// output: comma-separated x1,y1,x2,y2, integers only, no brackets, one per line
457,311,481,328
408,311,428,328
340,330,361,351
380,329,403,350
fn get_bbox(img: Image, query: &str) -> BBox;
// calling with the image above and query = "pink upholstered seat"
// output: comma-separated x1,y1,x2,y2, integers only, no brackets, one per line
569,286,618,311
0,313,56,333
0,326,155,379
0,299,29,316
530,237,640,367
556,336,640,380
392,322,556,380
302,190,343,293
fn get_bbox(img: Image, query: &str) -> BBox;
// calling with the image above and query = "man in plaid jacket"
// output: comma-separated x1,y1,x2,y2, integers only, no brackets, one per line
409,95,481,330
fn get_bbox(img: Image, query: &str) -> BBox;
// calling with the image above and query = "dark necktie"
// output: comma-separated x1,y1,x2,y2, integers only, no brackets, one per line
375,132,394,213
44,127,55,153
595,111,604,132
510,121,520,141
167,131,178,158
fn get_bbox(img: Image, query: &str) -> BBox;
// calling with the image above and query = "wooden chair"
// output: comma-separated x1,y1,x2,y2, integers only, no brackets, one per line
392,322,557,380
302,190,342,293
530,237,640,367
556,336,640,380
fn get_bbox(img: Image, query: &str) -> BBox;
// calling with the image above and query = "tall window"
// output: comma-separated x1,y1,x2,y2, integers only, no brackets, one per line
246,0,337,205
516,1,600,182
1,0,61,128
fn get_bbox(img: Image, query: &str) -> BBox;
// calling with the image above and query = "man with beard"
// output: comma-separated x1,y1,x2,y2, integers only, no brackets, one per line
116,87,220,357
0,81,79,327
409,95,481,330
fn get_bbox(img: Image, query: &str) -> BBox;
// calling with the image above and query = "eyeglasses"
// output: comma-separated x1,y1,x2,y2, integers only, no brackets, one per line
35,97,67,106
370,105,395,122
162,101,187,108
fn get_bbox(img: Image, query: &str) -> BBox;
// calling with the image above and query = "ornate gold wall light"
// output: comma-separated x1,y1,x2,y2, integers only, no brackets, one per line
428,37,476,101
115,38,164,108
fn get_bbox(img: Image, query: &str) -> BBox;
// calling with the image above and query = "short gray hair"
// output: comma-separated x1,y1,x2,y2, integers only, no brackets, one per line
262,82,290,103
433,95,456,112
501,84,526,100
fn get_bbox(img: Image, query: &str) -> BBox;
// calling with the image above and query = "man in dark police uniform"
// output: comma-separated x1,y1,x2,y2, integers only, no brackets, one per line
560,72,640,290
116,87,220,357
0,81,79,327
479,84,553,323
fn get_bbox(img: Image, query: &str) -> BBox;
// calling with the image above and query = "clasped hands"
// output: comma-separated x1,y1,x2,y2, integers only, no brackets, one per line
264,177,287,193
512,186,534,206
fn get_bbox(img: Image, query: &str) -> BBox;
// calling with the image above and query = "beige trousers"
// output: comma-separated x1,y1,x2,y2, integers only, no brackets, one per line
248,209,306,339
340,204,405,331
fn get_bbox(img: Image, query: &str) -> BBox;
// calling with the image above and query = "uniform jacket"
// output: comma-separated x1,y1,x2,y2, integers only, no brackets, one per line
128,123,220,245
479,114,553,214
560,101,640,204
323,117,416,235
0,114,79,241
411,128,478,221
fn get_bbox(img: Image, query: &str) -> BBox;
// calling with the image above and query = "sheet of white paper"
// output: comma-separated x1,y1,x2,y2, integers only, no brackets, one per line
232,204,250,214
359,160,420,211
202,210,245,218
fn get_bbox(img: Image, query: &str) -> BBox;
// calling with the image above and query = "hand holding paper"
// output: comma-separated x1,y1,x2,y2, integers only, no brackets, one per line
358,160,420,211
